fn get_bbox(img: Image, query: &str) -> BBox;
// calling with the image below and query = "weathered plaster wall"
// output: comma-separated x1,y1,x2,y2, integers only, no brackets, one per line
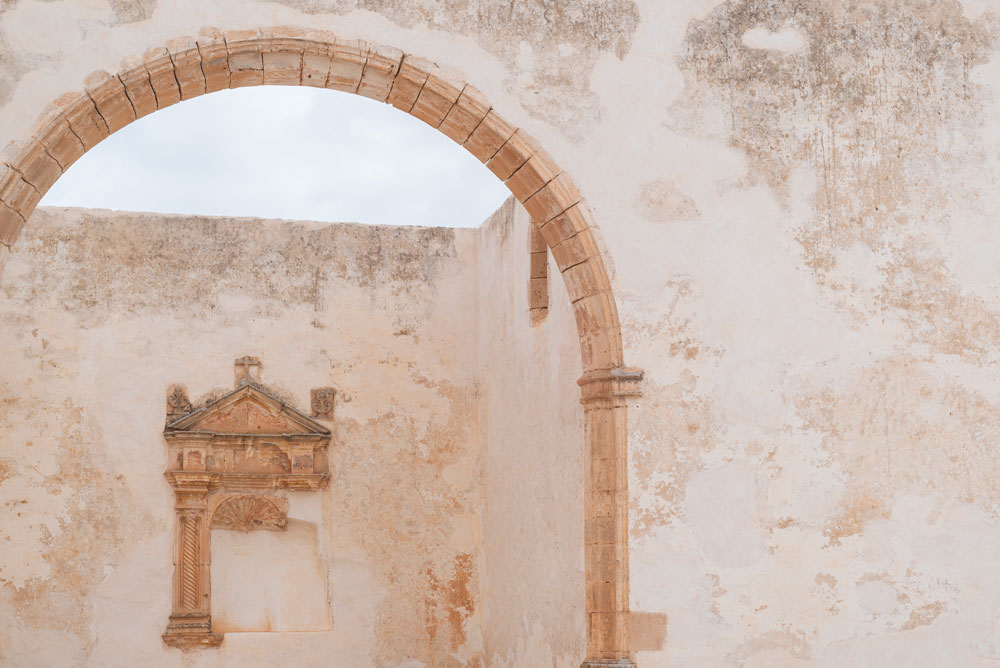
476,199,586,667
4,0,1000,666
0,206,486,667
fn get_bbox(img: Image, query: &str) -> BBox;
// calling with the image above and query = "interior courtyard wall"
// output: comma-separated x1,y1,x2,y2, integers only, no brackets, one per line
0,206,486,667
475,199,586,667
4,0,1000,666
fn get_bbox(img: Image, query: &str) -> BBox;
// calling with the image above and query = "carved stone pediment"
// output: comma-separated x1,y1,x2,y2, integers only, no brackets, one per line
166,384,331,437
161,357,332,650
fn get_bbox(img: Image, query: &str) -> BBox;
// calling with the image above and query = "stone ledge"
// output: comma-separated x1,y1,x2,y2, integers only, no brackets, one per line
162,632,224,650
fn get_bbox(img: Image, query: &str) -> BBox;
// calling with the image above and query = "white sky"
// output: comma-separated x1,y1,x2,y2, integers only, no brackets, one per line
40,86,511,228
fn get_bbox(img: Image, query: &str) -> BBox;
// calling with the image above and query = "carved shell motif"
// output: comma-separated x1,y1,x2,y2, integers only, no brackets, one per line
211,495,286,532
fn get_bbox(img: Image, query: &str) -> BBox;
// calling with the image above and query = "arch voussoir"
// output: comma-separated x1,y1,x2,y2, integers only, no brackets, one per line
462,110,515,162
144,48,183,107
197,32,231,93
387,54,432,112
410,68,465,128
440,85,490,144
86,71,136,133
485,128,538,181
163,37,207,100
226,32,265,88
507,150,561,202
357,44,403,101
119,64,158,119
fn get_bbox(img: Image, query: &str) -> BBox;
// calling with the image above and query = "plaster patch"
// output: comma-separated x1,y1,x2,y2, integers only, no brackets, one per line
636,179,700,223
741,26,807,52
674,0,1000,356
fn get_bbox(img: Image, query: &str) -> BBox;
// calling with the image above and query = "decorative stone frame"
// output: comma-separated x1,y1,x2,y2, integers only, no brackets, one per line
160,362,331,649
0,29,643,666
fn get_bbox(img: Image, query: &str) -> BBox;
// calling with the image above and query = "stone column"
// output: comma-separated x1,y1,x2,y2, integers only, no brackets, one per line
163,473,222,649
578,367,642,668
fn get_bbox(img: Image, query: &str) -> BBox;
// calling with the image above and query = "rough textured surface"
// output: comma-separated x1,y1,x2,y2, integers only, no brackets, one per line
5,0,1000,665
0,206,492,666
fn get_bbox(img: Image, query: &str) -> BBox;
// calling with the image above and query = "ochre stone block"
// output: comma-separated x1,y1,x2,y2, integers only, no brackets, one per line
487,130,538,181
439,85,490,144
16,142,62,194
144,49,182,108
539,203,594,247
86,72,136,133
530,251,548,279
506,151,561,203
463,110,515,163
1,172,41,220
301,50,332,88
523,172,582,224
386,55,433,112
585,517,616,545
0,201,25,246
263,51,302,86
573,290,620,335
586,579,629,614
119,64,158,119
357,44,403,102
579,326,624,370
551,230,599,271
326,39,366,92
170,42,207,100
562,256,612,303
228,52,263,88
196,33,230,93
529,276,549,309
410,70,464,128
226,32,264,88
37,120,85,169
562,257,611,302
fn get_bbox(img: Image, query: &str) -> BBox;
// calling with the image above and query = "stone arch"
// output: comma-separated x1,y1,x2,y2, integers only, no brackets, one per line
0,27,640,666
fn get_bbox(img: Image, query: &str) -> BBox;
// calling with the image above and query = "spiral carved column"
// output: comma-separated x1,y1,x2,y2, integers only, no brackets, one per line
163,473,221,649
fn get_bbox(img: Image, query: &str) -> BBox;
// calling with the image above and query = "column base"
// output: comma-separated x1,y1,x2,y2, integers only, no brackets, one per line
580,660,638,668
163,613,223,650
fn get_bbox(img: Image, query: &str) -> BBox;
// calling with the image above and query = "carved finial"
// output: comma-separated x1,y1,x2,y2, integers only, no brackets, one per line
234,356,261,387
311,387,335,419
166,385,192,418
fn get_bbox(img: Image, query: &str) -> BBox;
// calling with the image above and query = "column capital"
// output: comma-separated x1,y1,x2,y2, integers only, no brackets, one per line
164,471,213,492
578,367,643,405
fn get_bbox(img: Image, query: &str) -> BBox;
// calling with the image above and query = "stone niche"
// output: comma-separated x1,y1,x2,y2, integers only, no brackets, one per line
161,356,331,649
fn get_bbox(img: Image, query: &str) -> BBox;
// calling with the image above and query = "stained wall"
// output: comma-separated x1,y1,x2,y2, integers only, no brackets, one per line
0,206,489,667
4,0,1000,666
